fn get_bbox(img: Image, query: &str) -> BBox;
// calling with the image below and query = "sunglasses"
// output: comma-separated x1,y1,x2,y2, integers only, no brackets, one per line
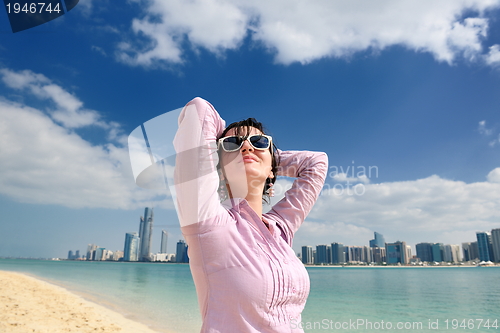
218,134,273,152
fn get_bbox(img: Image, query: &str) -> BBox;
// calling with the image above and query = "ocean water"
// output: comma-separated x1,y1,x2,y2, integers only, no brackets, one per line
0,259,499,332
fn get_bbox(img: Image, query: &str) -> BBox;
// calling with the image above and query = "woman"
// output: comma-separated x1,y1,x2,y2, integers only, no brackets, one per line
174,97,328,332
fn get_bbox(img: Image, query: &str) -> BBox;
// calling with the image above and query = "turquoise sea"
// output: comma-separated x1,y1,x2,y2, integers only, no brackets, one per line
0,259,499,332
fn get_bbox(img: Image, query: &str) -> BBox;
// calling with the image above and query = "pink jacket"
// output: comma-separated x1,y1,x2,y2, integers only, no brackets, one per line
174,97,328,332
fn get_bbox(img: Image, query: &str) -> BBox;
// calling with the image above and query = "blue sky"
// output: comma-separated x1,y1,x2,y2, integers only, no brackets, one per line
1,0,500,258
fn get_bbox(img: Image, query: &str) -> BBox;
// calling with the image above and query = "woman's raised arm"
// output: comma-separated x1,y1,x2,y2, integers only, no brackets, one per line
173,97,227,227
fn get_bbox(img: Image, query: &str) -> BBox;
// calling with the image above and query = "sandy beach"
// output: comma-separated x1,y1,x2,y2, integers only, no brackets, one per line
0,270,163,333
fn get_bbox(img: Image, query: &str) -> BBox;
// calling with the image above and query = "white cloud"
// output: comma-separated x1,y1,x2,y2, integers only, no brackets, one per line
295,173,500,251
478,120,493,135
487,168,500,182
485,44,500,65
332,173,370,184
0,70,170,210
0,68,103,129
118,0,500,67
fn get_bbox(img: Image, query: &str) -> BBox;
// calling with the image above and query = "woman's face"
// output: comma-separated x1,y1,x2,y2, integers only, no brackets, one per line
220,126,274,198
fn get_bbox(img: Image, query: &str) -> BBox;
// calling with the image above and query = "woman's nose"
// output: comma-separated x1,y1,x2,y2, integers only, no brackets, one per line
240,139,253,152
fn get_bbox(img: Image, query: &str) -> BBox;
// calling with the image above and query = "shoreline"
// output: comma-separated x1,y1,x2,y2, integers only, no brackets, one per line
0,270,174,333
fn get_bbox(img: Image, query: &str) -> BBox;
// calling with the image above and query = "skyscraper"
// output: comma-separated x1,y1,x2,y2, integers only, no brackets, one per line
160,230,168,254
331,242,344,264
431,243,443,262
476,231,494,262
124,232,140,261
86,244,98,261
386,241,407,264
138,207,154,262
176,239,188,263
491,228,500,263
369,232,386,248
301,246,313,264
315,245,330,264
416,242,433,262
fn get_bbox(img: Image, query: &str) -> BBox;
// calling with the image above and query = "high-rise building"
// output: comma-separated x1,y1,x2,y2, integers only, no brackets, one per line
315,245,330,264
301,246,314,264
406,245,412,262
138,207,154,262
443,244,460,262
431,243,443,262
416,242,434,262
75,250,80,259
331,243,344,264
386,241,407,264
176,239,188,263
124,232,140,261
86,244,98,261
476,231,494,262
491,228,500,263
371,246,386,263
67,250,74,260
369,232,386,248
160,230,168,254
462,241,480,261
462,242,473,261
94,248,106,261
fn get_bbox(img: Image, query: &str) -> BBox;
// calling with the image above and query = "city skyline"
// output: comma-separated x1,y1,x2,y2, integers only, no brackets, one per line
60,225,500,264
301,229,500,265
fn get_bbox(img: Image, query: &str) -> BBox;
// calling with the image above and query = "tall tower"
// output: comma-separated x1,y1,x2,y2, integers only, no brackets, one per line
301,246,313,264
124,232,139,261
331,242,345,264
139,207,154,262
476,231,494,262
176,239,188,263
160,230,168,254
491,228,500,263
369,232,386,248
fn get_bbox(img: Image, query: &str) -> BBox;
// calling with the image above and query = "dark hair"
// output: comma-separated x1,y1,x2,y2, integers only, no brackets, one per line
218,118,280,202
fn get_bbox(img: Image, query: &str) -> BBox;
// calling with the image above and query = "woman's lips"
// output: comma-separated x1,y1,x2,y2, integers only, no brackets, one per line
242,155,258,163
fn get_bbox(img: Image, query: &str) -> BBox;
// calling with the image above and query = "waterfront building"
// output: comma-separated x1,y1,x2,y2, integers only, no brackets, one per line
331,243,344,264
406,245,412,262
476,231,494,262
86,244,98,261
443,244,460,262
75,250,80,259
431,243,443,262
94,248,106,261
315,245,330,264
462,242,472,261
369,232,386,248
154,253,175,262
491,228,500,263
138,207,154,262
113,250,124,261
160,230,168,254
371,246,386,263
176,239,189,263
301,246,314,264
67,250,73,260
385,241,407,264
124,232,140,261
364,246,372,263
415,242,433,262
